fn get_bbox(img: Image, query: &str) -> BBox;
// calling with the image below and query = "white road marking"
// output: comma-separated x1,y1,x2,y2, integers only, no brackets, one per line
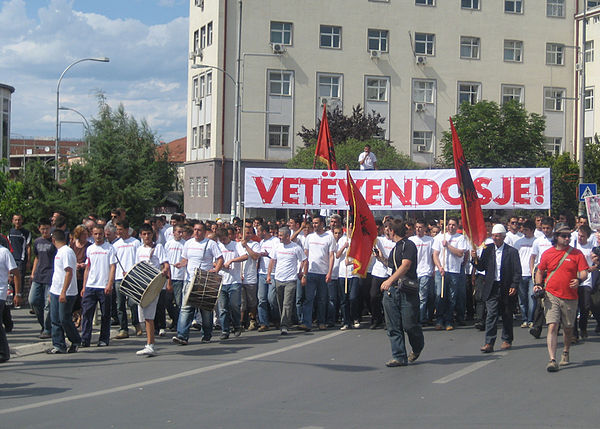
432,352,508,384
0,331,344,415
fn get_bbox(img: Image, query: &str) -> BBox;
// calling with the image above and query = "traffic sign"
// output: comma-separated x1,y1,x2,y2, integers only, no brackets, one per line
579,183,597,201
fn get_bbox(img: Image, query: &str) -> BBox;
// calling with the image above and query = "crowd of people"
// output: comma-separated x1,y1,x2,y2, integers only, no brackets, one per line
1,208,598,372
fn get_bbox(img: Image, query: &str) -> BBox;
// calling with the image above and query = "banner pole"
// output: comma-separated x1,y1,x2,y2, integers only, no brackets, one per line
345,210,350,295
441,210,447,299
242,207,247,240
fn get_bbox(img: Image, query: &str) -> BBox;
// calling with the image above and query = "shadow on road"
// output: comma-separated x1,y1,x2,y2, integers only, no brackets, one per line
0,385,71,399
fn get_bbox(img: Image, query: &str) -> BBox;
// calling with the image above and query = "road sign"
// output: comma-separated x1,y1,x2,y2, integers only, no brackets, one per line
579,183,597,202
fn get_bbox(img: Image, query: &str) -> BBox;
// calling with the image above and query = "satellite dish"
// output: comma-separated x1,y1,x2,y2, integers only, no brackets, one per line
44,146,50,152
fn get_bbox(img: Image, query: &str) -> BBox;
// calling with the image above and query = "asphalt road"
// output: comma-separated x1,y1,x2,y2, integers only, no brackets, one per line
2,317,600,429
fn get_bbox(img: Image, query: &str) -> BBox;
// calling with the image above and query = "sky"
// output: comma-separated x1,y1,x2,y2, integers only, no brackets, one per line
0,0,189,143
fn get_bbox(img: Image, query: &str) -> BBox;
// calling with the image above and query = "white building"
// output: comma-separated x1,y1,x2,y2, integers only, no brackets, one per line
1,83,15,172
185,0,596,218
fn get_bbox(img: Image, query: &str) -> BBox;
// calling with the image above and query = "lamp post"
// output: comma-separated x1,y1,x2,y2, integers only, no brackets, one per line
59,106,90,153
56,57,109,180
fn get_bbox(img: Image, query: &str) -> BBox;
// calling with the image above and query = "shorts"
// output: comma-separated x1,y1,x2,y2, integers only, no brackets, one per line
138,295,159,321
241,283,258,312
544,291,577,328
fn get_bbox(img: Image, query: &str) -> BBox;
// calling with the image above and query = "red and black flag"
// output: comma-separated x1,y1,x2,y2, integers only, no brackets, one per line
314,104,338,170
450,117,487,247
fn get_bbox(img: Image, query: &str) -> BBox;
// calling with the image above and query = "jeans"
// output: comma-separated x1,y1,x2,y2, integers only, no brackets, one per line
176,304,212,341
434,271,459,327
456,268,467,323
382,286,424,362
172,280,184,308
29,281,51,334
484,282,514,346
50,294,81,350
0,300,8,361
81,288,112,346
327,279,342,325
275,280,297,329
303,273,327,328
370,276,386,325
339,277,360,326
418,275,435,323
518,276,535,323
296,279,305,324
115,280,140,331
257,274,278,326
219,283,242,333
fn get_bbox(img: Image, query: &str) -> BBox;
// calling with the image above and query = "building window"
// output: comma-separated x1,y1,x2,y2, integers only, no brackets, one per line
544,137,562,155
196,178,202,197
202,177,209,197
200,26,207,49
320,25,341,49
205,123,211,147
504,40,523,62
544,87,565,111
366,78,388,101
206,22,213,46
269,71,292,96
270,22,292,45
505,0,523,13
546,0,564,17
198,126,204,149
368,29,389,52
460,36,480,59
461,0,480,10
589,1,600,7
200,75,206,98
415,0,435,5
268,125,290,147
192,127,198,149
585,88,594,110
458,83,481,106
193,30,199,52
546,43,564,65
413,80,435,103
193,77,199,99
318,74,341,98
501,85,524,104
415,33,435,55
585,41,594,63
413,131,433,153
206,72,212,96
189,178,195,197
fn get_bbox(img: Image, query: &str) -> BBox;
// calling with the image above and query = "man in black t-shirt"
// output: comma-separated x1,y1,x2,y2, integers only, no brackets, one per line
380,219,424,367
9,214,31,284
30,219,56,338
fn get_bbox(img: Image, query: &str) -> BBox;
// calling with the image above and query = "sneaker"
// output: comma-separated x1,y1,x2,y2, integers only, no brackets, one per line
135,325,143,336
340,324,350,331
136,344,157,357
353,321,361,329
97,341,108,347
67,343,79,354
248,320,258,331
171,336,188,346
281,327,289,335
220,333,230,340
191,321,201,330
407,351,420,363
158,329,166,337
559,350,570,366
115,330,129,339
46,347,66,354
546,359,559,372
529,327,541,339
528,322,534,328
257,325,269,332
385,358,407,367
200,336,211,343
520,322,529,328
39,331,51,339
446,325,454,331
318,324,327,330
297,324,311,332
233,327,242,337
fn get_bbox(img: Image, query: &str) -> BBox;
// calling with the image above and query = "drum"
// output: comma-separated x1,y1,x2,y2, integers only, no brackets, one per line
183,269,222,312
120,261,167,308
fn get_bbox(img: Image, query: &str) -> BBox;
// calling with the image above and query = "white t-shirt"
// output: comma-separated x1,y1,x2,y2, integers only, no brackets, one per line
571,230,598,247
50,245,78,296
358,151,377,170
272,241,307,282
163,226,174,243
182,238,223,278
137,243,169,290
531,235,553,267
572,238,595,287
218,241,242,285
337,235,356,279
409,234,434,277
372,236,395,278
113,237,141,280
534,229,545,239
165,238,186,281
0,247,17,300
85,242,117,289
258,236,280,275
513,235,536,277
505,231,524,247
306,231,335,275
432,233,466,273
237,240,260,284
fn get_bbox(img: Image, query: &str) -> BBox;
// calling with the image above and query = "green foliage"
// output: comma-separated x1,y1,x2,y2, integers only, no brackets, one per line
0,161,25,233
537,153,579,216
286,138,418,170
584,134,600,191
439,100,546,168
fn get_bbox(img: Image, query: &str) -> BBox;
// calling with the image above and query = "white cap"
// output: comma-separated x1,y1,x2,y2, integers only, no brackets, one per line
491,224,507,235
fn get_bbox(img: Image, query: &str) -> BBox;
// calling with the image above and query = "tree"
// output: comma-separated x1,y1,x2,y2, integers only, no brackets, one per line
287,138,418,170
439,100,546,168
583,134,600,190
0,161,25,233
537,153,579,216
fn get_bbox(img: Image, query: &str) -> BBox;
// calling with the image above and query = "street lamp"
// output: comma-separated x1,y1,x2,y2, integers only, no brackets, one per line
55,57,109,180
59,106,90,153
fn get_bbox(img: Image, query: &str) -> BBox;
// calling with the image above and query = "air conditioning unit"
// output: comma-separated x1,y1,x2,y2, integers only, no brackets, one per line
370,50,381,59
272,43,286,54
415,103,425,112
576,62,583,71
416,145,428,153
416,55,427,65
194,0,204,9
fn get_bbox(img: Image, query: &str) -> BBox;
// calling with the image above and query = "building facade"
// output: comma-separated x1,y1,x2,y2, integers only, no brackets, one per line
186,0,596,218
1,83,15,172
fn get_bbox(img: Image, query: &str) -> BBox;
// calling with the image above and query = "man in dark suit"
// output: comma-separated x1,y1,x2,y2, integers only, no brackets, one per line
472,224,521,353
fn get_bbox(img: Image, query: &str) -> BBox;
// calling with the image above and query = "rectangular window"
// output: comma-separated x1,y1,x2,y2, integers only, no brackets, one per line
413,131,433,152
544,137,562,155
413,80,434,103
544,87,565,111
415,32,435,55
318,74,342,98
458,82,481,106
502,84,524,104
461,0,480,10
268,125,290,147
196,178,202,198
546,43,564,65
460,36,480,59
504,40,523,62
205,123,211,147
505,0,523,13
415,0,435,5
269,71,292,96
198,126,204,148
207,22,213,46
193,30,199,52
368,29,389,52
193,77,199,99
206,73,212,96
192,127,198,149
203,177,209,198
200,75,206,98
585,88,594,110
546,0,564,17
589,1,600,7
270,22,293,45
366,78,388,101
189,178,195,198
320,25,341,49
200,26,207,49
585,41,594,63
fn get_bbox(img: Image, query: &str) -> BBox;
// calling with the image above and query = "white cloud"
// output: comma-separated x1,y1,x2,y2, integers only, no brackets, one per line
0,0,188,142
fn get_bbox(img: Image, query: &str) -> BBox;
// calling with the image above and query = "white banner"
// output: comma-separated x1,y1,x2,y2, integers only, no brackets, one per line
244,168,551,210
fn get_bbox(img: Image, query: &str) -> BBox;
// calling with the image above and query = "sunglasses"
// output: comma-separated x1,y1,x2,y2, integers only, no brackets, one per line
558,233,571,239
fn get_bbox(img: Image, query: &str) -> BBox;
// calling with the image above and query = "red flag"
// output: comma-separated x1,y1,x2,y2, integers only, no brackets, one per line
314,104,338,170
450,117,487,247
346,168,378,277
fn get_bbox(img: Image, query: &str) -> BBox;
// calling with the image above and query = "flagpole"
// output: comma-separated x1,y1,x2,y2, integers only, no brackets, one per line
441,209,447,299
345,211,349,295
242,207,246,240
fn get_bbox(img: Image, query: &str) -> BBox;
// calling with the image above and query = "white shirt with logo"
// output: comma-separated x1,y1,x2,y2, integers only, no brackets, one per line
513,235,536,277
237,240,260,284
432,233,466,274
531,236,553,267
372,236,395,278
218,241,242,285
182,238,223,278
51,246,78,296
258,236,280,275
85,242,117,289
306,231,335,275
409,234,434,277
165,238,186,281
113,237,141,280
272,241,307,282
